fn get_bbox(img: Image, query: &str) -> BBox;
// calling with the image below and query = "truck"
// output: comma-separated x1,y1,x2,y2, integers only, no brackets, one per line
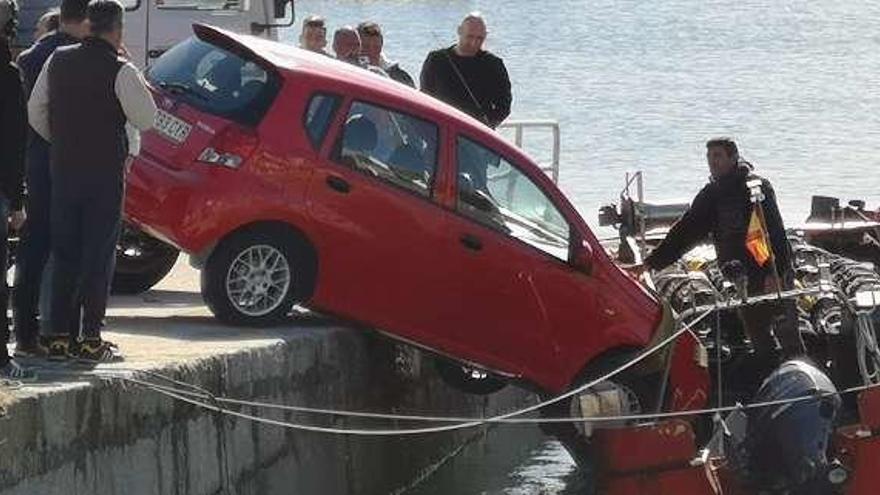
14,0,294,68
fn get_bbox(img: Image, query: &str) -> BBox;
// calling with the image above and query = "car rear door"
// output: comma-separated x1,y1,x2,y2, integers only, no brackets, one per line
305,99,457,347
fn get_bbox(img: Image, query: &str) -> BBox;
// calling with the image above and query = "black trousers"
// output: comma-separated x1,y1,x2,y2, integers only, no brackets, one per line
13,137,52,346
48,169,123,341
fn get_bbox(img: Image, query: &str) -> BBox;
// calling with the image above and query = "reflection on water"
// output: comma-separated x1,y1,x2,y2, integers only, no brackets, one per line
403,425,585,495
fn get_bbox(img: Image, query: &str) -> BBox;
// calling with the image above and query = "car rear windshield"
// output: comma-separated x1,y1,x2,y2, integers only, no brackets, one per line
147,36,281,127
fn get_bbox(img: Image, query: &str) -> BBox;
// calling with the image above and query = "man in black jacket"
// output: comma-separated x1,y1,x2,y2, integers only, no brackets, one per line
0,0,32,379
13,0,89,358
641,138,805,363
420,12,511,128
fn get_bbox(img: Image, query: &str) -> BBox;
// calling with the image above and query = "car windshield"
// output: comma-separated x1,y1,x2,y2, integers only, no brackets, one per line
147,36,280,126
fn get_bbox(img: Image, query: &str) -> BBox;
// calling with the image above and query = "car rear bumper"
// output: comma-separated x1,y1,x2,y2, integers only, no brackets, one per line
125,154,208,254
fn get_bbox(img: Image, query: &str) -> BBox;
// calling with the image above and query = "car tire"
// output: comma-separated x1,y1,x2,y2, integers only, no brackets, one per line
202,227,307,326
111,225,180,294
435,358,508,395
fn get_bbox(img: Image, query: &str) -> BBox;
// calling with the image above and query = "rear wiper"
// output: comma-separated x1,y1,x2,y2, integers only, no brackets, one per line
157,81,207,101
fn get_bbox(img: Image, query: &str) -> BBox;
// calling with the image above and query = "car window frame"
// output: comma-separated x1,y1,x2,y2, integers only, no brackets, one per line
452,132,576,265
329,98,443,202
302,91,343,151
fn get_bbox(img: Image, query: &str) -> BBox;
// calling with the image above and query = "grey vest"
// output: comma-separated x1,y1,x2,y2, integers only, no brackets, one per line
48,37,127,179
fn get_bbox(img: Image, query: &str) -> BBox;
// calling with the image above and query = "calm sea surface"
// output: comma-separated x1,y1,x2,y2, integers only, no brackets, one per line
283,1,880,492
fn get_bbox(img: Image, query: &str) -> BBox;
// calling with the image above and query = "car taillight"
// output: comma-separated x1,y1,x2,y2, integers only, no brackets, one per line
197,126,258,169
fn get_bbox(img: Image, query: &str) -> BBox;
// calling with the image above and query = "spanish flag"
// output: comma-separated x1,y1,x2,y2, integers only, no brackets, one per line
745,206,771,266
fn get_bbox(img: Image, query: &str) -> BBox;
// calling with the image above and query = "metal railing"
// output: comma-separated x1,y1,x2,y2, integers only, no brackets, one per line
497,120,560,184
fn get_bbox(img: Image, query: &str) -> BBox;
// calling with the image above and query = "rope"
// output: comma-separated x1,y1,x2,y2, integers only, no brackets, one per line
84,307,716,436
119,374,880,431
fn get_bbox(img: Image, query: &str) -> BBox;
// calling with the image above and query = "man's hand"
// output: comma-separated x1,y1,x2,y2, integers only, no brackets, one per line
124,155,135,174
9,209,26,231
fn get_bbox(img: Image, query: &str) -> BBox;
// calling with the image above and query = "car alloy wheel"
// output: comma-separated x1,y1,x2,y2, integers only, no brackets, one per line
225,244,292,317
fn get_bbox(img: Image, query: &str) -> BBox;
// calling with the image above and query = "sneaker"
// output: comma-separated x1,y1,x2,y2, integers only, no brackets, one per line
13,342,49,359
76,339,124,363
47,338,71,361
0,360,37,381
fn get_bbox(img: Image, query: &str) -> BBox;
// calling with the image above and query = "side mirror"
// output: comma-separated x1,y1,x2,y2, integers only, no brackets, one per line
571,240,594,275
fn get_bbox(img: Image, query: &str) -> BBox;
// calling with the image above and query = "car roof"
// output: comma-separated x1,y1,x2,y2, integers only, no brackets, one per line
194,24,533,166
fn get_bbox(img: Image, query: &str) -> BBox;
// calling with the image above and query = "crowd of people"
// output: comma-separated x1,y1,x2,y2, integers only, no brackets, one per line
1,0,155,378
297,12,512,129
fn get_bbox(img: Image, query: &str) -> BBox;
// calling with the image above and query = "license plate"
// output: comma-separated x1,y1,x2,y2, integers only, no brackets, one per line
154,109,192,144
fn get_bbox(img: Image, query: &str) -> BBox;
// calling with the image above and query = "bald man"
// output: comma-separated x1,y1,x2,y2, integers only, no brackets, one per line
420,12,511,128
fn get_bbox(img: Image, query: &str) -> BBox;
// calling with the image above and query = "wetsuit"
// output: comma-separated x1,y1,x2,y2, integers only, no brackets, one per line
645,164,805,360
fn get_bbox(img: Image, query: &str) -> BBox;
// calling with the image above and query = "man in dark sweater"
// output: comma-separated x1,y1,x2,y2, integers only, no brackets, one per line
0,0,32,379
12,0,89,358
640,138,805,363
420,12,511,128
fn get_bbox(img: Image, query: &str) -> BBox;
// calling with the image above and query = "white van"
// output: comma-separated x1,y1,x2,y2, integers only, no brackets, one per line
15,0,294,68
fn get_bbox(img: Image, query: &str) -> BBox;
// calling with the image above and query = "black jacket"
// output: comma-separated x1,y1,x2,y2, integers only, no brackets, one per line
0,40,25,210
16,31,80,98
386,63,415,88
420,46,511,128
644,164,792,285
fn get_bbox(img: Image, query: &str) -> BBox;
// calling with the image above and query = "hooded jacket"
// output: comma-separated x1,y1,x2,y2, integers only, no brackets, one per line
644,164,792,286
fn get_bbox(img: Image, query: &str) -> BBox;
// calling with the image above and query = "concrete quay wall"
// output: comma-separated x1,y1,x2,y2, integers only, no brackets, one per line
0,328,535,495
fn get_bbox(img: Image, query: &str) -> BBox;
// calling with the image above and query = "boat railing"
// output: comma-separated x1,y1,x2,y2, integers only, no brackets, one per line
497,119,560,183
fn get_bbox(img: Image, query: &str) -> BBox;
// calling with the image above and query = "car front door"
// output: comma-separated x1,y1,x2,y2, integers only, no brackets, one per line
435,136,574,383
306,99,455,345
442,135,660,391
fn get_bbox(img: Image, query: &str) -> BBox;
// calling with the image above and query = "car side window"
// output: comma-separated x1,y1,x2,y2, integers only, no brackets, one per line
304,94,341,150
456,137,571,261
334,101,438,197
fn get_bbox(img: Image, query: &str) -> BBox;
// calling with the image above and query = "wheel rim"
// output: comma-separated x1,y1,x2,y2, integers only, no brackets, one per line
225,244,291,317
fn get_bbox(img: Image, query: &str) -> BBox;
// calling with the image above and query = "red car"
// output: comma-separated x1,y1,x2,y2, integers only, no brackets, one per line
126,25,678,397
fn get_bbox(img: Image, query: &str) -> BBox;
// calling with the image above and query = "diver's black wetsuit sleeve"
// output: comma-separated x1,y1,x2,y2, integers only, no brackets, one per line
760,180,792,277
644,185,714,271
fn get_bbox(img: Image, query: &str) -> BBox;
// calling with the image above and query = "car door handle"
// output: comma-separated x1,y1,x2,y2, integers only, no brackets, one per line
459,234,483,252
326,175,351,194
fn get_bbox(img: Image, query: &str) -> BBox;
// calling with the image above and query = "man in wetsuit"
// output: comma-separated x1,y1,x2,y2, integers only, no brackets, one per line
420,12,511,129
640,137,805,364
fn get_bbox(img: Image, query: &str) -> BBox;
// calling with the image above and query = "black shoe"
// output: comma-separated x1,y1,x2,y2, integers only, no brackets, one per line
76,339,123,363
47,338,71,361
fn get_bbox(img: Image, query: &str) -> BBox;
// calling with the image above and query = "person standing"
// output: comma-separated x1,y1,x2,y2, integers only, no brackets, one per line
0,0,33,378
357,21,415,88
420,12,511,128
28,0,156,362
637,138,805,366
33,8,60,41
299,14,329,55
13,0,89,358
